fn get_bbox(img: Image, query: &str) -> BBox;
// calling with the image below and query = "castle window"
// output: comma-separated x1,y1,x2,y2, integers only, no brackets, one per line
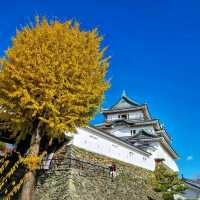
143,157,147,161
121,114,128,119
129,152,134,159
131,129,136,136
118,114,128,119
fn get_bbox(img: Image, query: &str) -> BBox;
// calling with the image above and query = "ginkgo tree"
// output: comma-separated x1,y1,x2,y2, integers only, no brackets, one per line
0,17,109,200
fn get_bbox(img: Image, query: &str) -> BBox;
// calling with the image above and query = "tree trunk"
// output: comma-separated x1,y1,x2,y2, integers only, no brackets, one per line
21,122,41,200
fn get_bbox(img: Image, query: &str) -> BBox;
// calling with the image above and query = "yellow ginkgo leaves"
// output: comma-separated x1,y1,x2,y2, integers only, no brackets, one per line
0,16,109,142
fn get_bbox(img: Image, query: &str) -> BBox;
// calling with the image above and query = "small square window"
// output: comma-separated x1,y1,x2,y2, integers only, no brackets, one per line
118,114,128,119
131,130,136,136
121,114,127,119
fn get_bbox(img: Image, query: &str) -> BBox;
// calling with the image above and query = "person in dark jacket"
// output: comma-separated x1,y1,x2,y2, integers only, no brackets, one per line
110,163,117,178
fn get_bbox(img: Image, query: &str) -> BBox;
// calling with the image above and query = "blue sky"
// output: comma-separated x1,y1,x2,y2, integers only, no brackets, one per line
0,0,199,178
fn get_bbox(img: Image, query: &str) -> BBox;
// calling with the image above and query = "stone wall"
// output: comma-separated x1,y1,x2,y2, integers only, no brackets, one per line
33,145,163,200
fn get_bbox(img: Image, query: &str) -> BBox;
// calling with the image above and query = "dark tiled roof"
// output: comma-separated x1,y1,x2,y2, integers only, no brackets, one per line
104,91,140,111
96,119,160,128
131,130,160,139
183,178,200,190
120,136,156,151
119,131,161,146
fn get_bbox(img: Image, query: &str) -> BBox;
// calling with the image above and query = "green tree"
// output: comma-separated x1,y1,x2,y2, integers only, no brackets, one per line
0,17,109,199
152,163,187,200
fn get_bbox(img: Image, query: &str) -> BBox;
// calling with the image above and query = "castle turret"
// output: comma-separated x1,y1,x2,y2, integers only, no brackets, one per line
102,90,151,122
97,91,159,137
95,91,179,168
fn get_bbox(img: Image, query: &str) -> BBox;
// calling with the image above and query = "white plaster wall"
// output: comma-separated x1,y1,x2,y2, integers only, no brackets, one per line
106,114,119,121
129,111,144,120
106,110,144,121
71,128,178,172
149,142,179,172
72,128,154,171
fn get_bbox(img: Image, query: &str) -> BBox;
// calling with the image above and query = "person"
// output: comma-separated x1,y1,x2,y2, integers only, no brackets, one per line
112,163,116,177
109,163,117,178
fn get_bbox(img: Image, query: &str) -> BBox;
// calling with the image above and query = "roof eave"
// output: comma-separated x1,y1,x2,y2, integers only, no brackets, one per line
102,105,146,114
160,138,179,160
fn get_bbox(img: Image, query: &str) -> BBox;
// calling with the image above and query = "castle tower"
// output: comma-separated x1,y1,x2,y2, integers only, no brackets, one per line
97,90,160,139
96,91,179,171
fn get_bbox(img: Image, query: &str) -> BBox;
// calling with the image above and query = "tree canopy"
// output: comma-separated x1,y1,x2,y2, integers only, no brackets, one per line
0,17,109,143
152,163,187,200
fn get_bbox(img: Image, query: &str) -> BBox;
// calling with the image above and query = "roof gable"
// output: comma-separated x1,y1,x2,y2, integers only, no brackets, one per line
132,130,159,140
110,91,140,110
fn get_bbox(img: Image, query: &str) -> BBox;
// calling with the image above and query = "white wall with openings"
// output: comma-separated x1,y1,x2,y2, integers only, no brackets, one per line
72,127,155,171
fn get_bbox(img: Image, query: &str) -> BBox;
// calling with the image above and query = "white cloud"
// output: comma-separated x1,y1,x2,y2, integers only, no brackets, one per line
186,155,193,161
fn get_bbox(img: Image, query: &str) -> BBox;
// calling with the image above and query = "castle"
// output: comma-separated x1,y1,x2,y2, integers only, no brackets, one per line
69,91,179,172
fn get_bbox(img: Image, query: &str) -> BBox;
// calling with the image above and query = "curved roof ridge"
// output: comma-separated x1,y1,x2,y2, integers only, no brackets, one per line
109,91,140,110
